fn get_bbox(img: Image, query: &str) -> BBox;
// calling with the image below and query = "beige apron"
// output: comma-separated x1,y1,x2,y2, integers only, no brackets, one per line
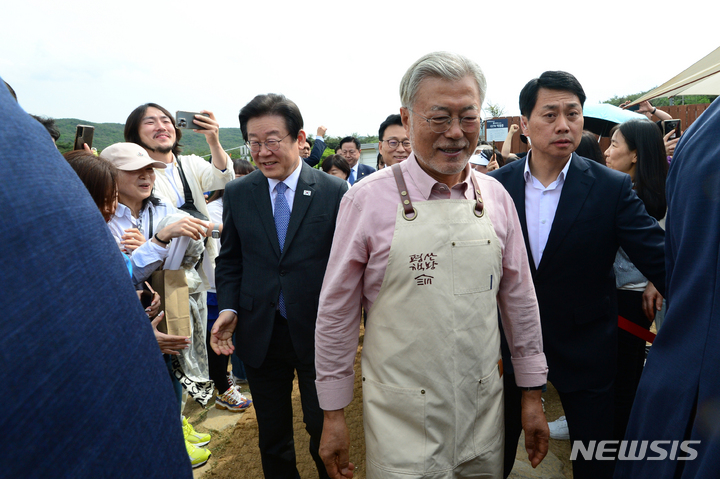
362,164,504,478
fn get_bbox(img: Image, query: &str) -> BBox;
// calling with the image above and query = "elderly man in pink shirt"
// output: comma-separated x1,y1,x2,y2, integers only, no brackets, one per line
314,51,549,479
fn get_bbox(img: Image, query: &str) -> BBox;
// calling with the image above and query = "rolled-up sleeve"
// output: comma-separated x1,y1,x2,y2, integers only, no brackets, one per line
315,194,368,410
488,181,548,387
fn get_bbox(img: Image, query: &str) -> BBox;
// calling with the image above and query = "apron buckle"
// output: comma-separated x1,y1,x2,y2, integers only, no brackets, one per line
402,207,418,221
474,200,485,218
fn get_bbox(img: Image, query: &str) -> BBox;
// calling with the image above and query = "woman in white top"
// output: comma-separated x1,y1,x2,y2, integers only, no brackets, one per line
104,143,209,286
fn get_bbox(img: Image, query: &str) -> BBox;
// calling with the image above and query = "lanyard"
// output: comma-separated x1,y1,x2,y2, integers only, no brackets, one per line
136,206,154,238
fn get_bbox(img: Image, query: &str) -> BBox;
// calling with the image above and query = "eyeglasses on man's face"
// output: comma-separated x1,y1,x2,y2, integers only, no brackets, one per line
382,139,411,150
247,133,291,152
408,108,481,134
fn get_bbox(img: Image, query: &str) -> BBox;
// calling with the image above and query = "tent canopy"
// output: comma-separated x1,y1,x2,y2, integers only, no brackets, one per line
630,46,720,105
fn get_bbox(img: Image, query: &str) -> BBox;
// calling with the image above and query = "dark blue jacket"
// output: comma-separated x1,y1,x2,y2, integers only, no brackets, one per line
0,78,191,477
616,98,720,478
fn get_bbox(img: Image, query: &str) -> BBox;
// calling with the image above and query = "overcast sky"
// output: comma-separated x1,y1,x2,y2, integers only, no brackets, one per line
3,0,715,149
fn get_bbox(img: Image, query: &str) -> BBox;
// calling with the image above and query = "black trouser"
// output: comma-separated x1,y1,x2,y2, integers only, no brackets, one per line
615,289,651,441
245,313,328,479
558,383,616,478
206,328,231,395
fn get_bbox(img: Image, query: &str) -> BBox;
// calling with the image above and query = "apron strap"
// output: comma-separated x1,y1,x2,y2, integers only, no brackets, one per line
391,164,417,221
391,163,486,219
468,170,485,217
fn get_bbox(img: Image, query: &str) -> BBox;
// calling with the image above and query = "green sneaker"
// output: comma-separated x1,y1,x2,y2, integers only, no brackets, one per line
183,416,211,447
185,439,211,468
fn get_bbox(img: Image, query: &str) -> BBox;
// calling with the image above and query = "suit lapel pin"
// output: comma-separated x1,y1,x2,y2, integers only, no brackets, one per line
303,190,311,196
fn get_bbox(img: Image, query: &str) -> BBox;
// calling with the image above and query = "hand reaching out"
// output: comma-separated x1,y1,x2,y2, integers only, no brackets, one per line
150,312,190,355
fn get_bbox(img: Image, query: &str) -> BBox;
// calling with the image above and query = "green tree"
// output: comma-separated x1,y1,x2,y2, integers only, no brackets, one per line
605,90,716,107
484,101,505,119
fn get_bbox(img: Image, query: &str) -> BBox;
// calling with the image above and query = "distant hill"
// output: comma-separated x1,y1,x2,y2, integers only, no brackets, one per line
54,118,247,158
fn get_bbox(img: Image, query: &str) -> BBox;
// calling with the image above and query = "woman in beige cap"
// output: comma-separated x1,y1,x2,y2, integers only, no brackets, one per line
103,142,209,282
103,142,217,468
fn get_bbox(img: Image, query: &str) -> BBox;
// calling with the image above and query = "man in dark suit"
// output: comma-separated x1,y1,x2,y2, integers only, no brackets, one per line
211,93,347,479
488,71,665,479
338,136,375,184
302,125,328,167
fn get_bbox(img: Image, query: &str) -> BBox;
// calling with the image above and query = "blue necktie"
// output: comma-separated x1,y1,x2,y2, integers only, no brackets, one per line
348,169,356,186
274,182,290,317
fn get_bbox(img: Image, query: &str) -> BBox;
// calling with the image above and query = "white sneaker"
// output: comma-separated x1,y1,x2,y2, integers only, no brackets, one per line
215,385,252,412
548,415,570,440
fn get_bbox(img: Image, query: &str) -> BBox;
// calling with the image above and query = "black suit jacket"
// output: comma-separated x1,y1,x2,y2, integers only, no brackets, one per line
215,162,348,368
489,153,665,392
303,137,325,168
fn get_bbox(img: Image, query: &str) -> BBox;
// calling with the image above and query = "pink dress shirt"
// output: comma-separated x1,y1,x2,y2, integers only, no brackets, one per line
314,153,548,410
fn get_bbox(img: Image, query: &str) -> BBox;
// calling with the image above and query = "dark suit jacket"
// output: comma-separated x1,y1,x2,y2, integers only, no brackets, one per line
215,162,348,368
355,163,376,182
303,137,325,168
489,153,665,392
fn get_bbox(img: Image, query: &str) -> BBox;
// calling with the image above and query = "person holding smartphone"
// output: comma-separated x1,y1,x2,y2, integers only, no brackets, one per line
124,104,235,453
621,100,679,157
124,103,234,294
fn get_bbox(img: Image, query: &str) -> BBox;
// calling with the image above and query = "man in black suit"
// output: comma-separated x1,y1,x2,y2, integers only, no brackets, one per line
489,71,665,479
301,125,328,167
338,136,375,185
211,93,348,478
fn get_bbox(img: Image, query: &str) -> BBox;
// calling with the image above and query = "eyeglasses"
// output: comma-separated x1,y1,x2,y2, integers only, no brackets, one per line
382,139,411,150
408,108,480,134
247,133,291,152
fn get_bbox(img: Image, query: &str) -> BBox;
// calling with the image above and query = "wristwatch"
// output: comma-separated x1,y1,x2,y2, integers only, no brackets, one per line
520,385,545,391
211,224,220,239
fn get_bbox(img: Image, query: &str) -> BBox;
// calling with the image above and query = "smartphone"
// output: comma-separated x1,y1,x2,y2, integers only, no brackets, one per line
140,289,154,309
626,104,641,112
74,125,94,150
176,111,210,130
662,119,682,139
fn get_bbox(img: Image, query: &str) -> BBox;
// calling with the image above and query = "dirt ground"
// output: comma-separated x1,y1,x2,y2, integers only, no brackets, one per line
187,330,573,479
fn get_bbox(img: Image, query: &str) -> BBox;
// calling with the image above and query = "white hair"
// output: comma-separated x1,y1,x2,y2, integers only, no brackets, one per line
399,51,487,108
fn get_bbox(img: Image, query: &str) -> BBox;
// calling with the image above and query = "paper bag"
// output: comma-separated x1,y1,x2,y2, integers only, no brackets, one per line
151,269,191,337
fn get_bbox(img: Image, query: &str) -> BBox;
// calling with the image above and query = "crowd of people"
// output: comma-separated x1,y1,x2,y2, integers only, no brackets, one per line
4,49,720,479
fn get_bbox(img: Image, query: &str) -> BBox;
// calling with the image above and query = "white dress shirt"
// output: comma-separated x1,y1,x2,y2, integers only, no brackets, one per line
268,160,303,214
523,153,572,269
108,199,177,284
220,159,303,316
